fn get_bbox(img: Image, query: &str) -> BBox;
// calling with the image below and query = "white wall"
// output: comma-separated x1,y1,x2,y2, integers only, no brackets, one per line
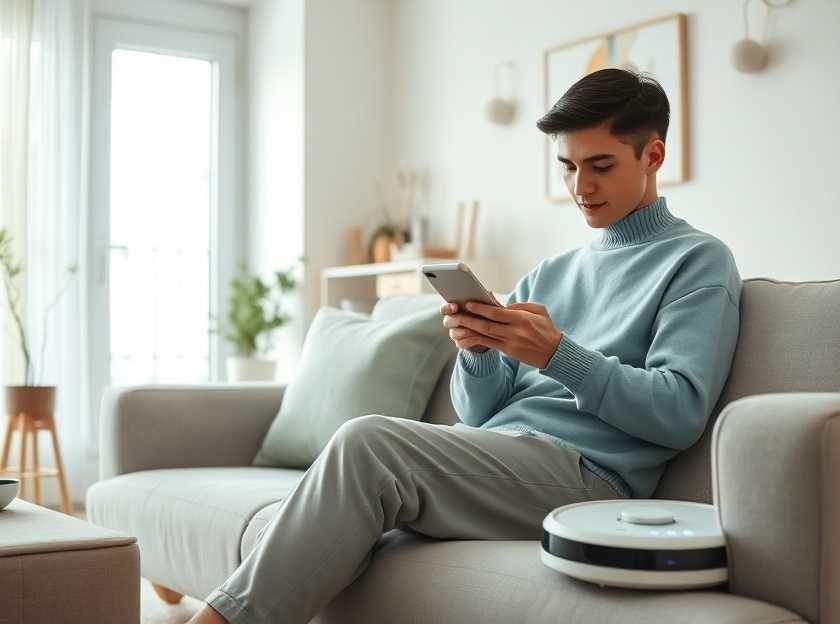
247,0,394,375
246,0,306,381
246,0,839,372
303,0,395,326
391,0,840,289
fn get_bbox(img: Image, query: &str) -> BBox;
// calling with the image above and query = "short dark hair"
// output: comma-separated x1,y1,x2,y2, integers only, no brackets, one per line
536,68,670,159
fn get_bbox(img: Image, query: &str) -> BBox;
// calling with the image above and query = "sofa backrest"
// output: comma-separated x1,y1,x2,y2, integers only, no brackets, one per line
375,277,840,501
654,277,840,502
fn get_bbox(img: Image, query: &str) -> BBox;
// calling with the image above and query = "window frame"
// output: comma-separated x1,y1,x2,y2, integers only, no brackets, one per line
88,16,241,448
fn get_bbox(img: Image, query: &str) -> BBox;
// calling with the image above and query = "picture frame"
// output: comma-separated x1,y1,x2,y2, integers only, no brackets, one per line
543,13,689,203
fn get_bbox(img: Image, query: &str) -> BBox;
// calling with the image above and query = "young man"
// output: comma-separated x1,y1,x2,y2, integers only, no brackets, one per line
188,68,741,624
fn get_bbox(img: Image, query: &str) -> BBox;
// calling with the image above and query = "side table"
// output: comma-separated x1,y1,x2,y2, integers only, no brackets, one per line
0,387,72,513
0,498,139,623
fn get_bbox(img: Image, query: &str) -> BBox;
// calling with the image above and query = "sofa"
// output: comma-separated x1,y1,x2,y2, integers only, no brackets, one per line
86,277,840,623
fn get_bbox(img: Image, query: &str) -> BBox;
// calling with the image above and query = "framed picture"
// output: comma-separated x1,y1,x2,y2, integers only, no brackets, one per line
543,13,689,203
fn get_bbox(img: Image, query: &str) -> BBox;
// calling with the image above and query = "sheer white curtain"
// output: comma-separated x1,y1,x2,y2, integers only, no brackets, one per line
0,0,33,386
1,0,92,506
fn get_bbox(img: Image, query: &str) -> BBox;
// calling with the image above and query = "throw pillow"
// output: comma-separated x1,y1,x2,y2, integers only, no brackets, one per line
253,303,456,468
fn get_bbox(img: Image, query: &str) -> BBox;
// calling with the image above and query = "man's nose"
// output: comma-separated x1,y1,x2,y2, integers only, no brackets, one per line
573,171,596,197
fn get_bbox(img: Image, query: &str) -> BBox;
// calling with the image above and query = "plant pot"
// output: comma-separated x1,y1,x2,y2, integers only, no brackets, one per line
226,356,277,382
5,386,56,421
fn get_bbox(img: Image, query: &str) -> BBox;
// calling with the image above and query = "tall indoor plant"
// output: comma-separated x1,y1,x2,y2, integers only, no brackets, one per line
0,227,77,460
220,260,302,382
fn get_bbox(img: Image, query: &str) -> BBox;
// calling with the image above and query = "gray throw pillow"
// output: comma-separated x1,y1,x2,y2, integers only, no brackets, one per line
253,303,456,468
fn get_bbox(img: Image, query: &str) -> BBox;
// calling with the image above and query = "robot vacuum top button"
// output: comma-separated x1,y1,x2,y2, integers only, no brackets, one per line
618,506,675,525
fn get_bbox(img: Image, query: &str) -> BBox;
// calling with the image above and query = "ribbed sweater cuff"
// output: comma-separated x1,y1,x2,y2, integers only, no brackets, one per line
539,334,597,394
458,348,501,378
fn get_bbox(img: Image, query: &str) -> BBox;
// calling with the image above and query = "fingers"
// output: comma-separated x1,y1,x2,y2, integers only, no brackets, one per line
444,307,484,346
449,327,479,341
463,301,512,322
455,331,486,350
506,302,546,314
449,328,487,352
444,313,502,338
459,334,499,351
443,312,466,329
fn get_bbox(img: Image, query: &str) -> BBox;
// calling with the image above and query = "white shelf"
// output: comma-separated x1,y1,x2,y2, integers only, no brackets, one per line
321,258,457,279
320,258,499,309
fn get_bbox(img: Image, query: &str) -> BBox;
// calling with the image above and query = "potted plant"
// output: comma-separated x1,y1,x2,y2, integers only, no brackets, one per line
219,260,302,382
0,228,76,498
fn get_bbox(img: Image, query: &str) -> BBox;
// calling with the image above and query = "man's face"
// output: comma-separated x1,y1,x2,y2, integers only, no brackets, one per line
555,123,664,228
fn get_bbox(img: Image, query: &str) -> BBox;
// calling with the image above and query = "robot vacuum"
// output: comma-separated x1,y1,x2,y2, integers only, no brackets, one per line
541,500,728,590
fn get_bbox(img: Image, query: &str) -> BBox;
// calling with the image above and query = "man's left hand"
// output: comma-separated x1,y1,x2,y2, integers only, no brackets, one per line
444,301,564,369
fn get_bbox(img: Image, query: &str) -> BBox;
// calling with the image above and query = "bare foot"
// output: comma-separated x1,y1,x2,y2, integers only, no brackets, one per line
186,605,228,624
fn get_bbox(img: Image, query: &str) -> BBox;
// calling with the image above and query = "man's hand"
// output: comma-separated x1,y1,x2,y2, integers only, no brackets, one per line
441,301,564,369
440,302,490,353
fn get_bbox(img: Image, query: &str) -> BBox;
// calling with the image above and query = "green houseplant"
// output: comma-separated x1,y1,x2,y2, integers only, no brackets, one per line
221,259,302,381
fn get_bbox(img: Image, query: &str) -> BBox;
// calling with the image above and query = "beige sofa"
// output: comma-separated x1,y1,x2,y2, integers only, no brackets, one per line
86,277,840,623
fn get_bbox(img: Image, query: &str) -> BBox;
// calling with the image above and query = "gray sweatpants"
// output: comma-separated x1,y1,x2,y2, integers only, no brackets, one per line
205,414,627,623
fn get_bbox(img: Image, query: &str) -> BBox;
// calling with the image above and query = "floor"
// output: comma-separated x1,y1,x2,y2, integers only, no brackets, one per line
139,579,203,624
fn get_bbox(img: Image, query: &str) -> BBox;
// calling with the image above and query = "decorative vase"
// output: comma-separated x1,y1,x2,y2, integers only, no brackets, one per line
371,233,393,263
225,356,277,382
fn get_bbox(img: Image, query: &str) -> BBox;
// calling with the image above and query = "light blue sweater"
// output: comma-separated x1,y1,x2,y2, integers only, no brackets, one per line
450,196,742,499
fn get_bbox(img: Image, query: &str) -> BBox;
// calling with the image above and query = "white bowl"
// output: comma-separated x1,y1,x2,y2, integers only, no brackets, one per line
0,479,20,510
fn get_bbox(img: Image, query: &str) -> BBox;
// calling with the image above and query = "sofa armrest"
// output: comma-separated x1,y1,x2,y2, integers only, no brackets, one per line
98,384,286,480
712,392,840,624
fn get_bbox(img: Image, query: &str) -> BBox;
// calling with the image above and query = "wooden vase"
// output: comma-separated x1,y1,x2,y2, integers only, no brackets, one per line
371,234,393,263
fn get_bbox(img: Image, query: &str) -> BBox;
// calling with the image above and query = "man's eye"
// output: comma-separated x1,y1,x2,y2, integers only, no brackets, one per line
562,165,613,173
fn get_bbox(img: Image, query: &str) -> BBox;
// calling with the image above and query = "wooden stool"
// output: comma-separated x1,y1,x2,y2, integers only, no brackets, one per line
0,410,72,514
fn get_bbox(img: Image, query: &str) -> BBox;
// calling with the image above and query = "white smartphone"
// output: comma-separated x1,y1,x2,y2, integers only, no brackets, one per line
420,262,502,310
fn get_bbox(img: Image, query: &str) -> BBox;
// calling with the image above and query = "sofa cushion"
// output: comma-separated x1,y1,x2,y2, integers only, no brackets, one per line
655,277,840,502
374,294,461,426
420,357,458,425
86,466,304,599
253,304,456,469
310,530,805,624
370,293,447,321
239,500,285,562
373,293,513,427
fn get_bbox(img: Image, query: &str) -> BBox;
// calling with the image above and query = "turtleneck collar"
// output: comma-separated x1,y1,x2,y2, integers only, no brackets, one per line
591,196,681,250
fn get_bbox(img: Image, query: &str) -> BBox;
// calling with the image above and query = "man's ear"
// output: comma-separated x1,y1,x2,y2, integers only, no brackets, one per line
645,139,666,174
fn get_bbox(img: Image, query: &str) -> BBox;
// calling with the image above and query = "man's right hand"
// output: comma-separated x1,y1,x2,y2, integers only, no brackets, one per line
440,302,490,353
